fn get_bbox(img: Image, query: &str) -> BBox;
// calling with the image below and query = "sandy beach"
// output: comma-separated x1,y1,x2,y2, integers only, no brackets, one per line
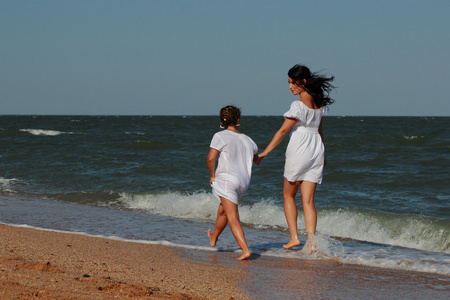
1,224,449,299
0,224,250,299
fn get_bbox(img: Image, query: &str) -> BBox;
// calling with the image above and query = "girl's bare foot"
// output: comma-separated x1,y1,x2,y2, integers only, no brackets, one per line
208,229,217,247
237,250,251,261
283,236,301,249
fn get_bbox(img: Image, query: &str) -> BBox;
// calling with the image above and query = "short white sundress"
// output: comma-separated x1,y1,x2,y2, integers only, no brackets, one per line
283,100,328,184
210,130,258,205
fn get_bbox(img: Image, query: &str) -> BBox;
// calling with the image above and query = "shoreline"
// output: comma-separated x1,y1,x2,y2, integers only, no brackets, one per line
1,224,449,299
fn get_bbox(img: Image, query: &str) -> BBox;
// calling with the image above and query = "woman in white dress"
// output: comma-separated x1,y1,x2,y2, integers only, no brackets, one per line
259,65,335,252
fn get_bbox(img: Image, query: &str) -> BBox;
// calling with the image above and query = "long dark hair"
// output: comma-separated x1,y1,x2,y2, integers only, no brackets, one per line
220,105,241,129
288,64,335,107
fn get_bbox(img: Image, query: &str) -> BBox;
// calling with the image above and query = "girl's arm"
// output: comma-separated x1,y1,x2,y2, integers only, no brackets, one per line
318,119,327,167
259,118,297,159
207,148,219,184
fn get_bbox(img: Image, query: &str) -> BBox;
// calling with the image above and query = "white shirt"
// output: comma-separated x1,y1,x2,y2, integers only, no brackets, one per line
210,130,258,189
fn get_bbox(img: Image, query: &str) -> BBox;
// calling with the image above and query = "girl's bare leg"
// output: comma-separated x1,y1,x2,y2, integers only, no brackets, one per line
208,204,227,247
220,197,251,260
300,180,317,252
283,178,302,249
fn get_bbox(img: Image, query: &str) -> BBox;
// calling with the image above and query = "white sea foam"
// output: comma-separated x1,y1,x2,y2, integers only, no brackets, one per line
404,135,424,140
319,209,450,254
119,192,290,229
118,192,450,255
20,129,72,136
119,191,219,220
341,247,450,275
0,177,19,192
0,177,14,187
239,199,287,229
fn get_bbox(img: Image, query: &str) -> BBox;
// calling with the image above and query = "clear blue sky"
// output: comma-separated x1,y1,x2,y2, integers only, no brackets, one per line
1,0,449,116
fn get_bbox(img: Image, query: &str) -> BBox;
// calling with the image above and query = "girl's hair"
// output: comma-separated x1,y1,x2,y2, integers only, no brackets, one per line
220,105,241,128
288,64,335,107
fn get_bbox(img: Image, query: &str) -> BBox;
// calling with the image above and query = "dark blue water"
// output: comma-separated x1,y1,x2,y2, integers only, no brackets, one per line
0,115,449,275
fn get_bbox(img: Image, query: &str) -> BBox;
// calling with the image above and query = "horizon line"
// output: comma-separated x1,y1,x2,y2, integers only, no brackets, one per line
0,114,448,118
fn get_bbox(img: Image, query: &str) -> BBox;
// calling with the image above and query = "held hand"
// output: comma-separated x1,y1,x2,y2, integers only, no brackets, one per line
253,154,262,166
209,177,215,185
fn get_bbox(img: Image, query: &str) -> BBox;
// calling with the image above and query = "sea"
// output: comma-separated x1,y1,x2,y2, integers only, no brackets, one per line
0,115,449,277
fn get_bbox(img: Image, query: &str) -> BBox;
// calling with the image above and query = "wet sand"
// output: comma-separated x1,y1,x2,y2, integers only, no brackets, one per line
1,224,449,299
181,246,450,299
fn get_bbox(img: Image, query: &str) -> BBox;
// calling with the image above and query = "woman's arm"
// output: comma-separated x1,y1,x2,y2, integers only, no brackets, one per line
259,118,297,159
207,148,219,184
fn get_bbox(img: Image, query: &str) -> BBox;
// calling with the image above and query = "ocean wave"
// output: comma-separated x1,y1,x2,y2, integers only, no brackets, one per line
340,247,450,275
0,177,21,193
0,177,16,187
1,192,448,276
319,208,449,254
118,191,219,220
19,129,72,136
403,135,424,140
117,191,450,255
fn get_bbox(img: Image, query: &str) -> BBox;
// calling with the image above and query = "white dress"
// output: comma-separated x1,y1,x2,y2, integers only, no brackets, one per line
210,130,258,204
283,101,328,184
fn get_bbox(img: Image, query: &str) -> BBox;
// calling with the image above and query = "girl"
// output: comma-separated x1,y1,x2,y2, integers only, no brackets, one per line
207,105,260,260
259,64,335,253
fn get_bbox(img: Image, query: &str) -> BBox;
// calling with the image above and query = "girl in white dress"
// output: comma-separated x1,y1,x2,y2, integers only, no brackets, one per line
259,65,335,252
207,105,260,260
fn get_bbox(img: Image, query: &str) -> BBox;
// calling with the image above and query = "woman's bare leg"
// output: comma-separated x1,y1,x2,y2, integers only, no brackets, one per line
300,180,317,252
283,178,301,249
208,204,227,247
220,197,251,260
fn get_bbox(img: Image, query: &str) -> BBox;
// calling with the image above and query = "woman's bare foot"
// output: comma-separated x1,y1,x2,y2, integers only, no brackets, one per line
283,236,301,249
310,244,316,253
300,239,316,254
208,229,217,247
237,250,251,261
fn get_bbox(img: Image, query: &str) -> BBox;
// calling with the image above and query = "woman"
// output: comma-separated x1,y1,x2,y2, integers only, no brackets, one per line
259,64,335,252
